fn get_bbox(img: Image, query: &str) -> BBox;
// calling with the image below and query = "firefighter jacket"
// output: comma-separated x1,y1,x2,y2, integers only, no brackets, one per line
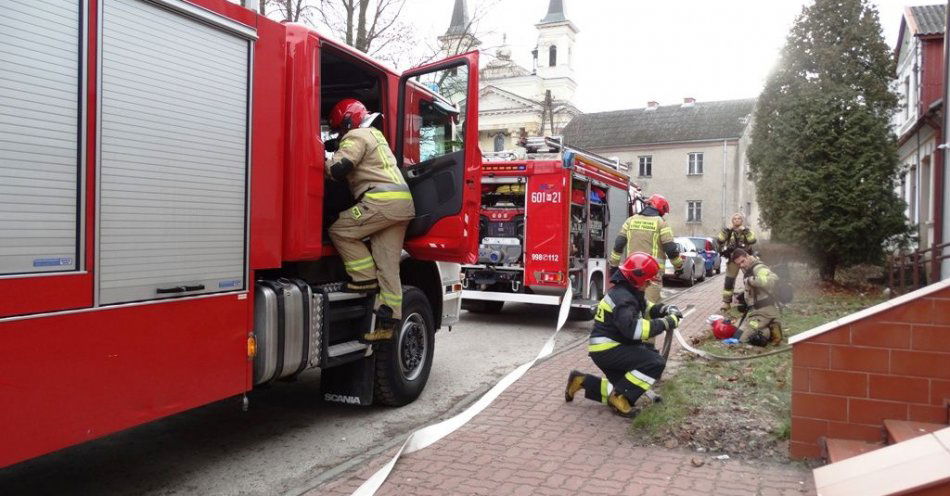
588,272,676,350
609,206,683,269
742,257,779,309
717,226,756,258
327,127,415,220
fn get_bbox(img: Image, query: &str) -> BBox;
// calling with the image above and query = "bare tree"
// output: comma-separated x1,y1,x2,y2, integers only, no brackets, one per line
260,0,312,22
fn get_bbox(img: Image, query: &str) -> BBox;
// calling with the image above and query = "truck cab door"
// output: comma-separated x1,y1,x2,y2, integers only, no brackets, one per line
396,52,480,263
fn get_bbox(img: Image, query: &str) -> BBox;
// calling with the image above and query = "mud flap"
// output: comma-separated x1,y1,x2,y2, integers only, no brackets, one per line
321,355,376,406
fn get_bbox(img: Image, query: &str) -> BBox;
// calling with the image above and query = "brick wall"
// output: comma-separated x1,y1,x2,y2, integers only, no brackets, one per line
789,283,950,459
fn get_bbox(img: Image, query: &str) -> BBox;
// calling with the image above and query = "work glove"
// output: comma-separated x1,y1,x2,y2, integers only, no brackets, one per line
324,137,340,153
663,314,680,330
744,276,757,289
666,305,683,319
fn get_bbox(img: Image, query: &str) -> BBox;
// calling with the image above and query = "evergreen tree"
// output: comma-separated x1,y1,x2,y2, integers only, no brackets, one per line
748,0,909,281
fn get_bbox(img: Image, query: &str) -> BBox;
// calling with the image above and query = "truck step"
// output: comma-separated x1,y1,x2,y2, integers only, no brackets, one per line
328,340,369,357
327,291,371,303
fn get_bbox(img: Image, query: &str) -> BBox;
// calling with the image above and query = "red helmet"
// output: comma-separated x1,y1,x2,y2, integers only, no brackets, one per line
618,252,660,289
648,194,670,216
712,319,737,340
329,98,368,135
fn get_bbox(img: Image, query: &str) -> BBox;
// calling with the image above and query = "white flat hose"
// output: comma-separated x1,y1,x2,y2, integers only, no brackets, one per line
350,283,574,496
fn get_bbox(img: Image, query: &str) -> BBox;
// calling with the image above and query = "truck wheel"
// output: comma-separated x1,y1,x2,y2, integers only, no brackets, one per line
462,299,504,314
569,278,602,321
374,286,435,407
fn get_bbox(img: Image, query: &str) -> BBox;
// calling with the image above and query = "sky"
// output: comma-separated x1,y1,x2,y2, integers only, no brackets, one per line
397,0,923,112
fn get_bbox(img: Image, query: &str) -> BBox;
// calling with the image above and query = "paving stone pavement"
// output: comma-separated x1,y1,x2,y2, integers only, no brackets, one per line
310,275,816,496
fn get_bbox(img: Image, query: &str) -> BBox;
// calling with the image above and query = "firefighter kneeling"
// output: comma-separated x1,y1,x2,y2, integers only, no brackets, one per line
727,248,783,347
564,252,682,418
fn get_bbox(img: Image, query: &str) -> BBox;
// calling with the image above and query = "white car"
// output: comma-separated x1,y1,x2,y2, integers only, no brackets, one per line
663,237,707,286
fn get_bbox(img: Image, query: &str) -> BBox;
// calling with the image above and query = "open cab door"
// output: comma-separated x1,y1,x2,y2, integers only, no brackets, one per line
397,52,480,263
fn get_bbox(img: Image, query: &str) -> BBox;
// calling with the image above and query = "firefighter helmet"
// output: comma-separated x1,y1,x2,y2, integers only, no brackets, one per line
648,194,670,216
712,318,738,340
618,252,660,289
329,98,368,135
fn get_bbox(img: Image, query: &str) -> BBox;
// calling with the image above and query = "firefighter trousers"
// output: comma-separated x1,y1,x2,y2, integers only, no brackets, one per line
737,305,781,346
580,343,666,405
722,261,740,303
329,201,410,319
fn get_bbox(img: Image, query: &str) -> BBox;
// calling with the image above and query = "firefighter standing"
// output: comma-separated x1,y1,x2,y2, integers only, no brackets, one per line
609,194,684,305
729,248,782,346
718,212,757,312
325,99,415,342
564,253,683,417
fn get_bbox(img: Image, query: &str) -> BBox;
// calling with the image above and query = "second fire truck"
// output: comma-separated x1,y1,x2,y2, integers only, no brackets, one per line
461,139,633,319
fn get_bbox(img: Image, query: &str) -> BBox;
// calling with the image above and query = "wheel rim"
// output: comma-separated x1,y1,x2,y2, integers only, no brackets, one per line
397,312,428,382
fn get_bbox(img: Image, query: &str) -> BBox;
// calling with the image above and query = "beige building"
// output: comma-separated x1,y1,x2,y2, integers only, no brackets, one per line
440,0,582,154
562,98,765,240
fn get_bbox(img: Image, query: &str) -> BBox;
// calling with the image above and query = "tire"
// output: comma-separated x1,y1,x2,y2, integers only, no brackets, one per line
569,278,602,321
705,265,714,278
462,299,504,314
374,286,435,407
685,265,695,287
698,266,707,282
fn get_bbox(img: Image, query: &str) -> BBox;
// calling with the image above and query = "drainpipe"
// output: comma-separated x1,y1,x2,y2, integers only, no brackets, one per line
721,139,728,227
940,3,950,281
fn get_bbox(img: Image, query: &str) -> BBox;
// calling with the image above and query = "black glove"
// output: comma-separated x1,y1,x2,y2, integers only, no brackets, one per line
324,137,340,153
666,305,683,319
663,314,681,330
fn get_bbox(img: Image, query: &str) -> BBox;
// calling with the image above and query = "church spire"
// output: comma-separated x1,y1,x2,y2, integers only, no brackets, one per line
538,0,567,25
445,0,470,36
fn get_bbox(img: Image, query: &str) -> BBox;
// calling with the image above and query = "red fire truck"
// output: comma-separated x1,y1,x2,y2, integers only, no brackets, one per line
461,140,632,319
0,0,482,467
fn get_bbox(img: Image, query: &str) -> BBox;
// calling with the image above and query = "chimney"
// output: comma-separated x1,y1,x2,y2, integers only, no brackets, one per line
682,97,696,108
646,101,659,111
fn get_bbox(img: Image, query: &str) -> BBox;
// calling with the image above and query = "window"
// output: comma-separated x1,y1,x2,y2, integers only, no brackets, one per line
903,76,910,120
687,201,702,223
688,152,704,175
494,133,505,152
405,65,467,164
549,45,557,67
638,156,652,177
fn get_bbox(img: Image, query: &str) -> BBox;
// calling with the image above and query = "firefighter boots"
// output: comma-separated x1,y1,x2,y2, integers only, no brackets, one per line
564,370,585,402
769,321,784,345
607,392,639,418
362,306,398,342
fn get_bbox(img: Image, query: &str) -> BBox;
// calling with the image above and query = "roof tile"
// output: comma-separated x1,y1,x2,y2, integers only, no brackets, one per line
562,98,756,149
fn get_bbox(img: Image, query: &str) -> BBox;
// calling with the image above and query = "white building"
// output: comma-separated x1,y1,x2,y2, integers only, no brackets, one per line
562,98,764,240
441,0,582,153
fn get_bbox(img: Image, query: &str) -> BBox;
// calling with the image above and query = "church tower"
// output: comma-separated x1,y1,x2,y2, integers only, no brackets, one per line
535,0,578,101
439,0,480,56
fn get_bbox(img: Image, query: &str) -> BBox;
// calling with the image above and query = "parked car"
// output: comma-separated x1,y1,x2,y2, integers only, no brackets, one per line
688,236,722,277
664,237,707,286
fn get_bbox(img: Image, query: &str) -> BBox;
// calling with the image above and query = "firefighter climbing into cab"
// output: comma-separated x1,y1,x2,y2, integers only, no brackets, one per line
608,194,684,305
565,253,683,417
325,98,415,342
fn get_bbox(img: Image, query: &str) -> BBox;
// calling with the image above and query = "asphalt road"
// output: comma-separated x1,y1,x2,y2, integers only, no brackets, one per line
1,283,689,496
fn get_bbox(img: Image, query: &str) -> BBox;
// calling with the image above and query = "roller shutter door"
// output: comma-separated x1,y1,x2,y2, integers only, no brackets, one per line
98,0,250,305
0,1,82,275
